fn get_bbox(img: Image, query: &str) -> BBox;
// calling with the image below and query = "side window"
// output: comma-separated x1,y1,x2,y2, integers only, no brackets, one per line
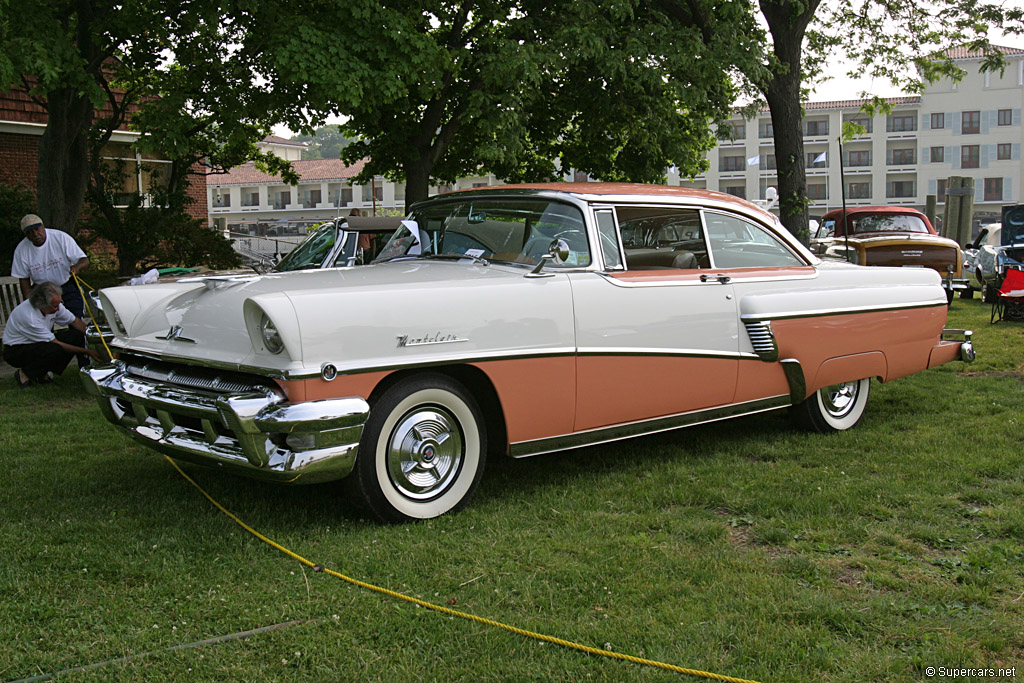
704,213,804,268
616,206,709,270
594,209,623,270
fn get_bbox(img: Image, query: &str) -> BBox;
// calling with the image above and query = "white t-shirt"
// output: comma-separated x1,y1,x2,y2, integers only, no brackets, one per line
1,298,76,345
11,229,86,286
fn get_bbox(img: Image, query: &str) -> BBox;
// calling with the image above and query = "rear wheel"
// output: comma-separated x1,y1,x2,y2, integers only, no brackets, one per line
793,378,871,433
982,281,999,304
352,374,486,522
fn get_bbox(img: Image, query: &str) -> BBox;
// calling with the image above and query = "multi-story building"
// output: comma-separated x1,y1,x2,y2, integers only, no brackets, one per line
206,152,499,235
675,45,1024,228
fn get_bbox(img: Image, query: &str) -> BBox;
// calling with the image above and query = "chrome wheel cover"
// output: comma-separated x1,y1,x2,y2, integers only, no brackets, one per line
821,381,859,419
386,405,464,501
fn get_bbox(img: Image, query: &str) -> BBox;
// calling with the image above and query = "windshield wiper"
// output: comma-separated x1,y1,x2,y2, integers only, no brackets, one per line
420,253,490,266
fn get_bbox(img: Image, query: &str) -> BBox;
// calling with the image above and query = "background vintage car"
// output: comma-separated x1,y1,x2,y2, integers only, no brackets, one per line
82,184,973,522
971,212,1024,303
813,206,967,303
86,216,401,344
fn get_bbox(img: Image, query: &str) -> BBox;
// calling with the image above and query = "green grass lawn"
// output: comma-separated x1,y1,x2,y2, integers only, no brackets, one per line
1,297,1021,682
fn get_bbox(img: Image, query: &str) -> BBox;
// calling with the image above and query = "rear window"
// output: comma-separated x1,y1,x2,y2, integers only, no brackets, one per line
850,214,929,234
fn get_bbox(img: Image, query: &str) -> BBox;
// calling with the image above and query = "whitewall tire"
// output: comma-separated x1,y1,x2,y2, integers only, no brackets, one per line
353,374,486,522
794,378,871,433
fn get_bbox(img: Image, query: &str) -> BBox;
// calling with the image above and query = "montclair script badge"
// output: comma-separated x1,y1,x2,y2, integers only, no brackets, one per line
397,332,468,347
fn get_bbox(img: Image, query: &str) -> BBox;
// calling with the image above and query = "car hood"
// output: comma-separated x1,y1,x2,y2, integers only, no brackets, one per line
100,260,574,376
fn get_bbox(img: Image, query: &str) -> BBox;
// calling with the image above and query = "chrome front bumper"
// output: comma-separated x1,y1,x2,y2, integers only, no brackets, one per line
81,363,369,484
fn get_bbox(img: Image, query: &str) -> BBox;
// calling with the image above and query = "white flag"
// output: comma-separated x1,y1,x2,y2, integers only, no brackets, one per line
746,155,760,166
813,151,827,164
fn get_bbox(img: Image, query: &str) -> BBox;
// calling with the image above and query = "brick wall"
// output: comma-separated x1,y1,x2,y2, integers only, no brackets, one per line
0,132,40,194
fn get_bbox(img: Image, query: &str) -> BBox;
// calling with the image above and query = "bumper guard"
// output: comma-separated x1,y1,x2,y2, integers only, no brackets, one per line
81,363,369,484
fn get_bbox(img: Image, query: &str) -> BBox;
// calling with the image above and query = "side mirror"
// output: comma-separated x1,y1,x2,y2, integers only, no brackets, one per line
525,239,571,278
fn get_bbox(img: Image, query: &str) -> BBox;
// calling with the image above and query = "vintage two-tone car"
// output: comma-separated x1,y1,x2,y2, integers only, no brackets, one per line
82,184,974,522
814,206,968,303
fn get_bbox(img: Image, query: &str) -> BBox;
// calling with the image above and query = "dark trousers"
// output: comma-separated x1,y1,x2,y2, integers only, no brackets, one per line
61,278,85,318
2,328,82,381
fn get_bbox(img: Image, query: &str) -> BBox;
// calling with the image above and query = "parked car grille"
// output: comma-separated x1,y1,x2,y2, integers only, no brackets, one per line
120,354,278,396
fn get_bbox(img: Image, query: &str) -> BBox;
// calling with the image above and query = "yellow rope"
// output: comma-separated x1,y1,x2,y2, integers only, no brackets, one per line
163,455,761,683
71,273,115,362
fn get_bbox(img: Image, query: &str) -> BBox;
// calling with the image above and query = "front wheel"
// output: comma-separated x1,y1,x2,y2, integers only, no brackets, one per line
793,378,871,433
351,374,487,523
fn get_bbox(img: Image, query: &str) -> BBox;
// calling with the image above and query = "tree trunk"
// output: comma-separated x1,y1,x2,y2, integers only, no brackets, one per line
37,87,94,234
757,0,822,246
404,157,433,207
764,71,809,244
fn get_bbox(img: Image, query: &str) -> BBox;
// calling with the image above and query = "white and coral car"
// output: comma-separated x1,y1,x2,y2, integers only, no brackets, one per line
82,183,974,522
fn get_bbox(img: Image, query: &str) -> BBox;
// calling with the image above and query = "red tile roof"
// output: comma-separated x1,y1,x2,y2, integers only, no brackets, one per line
209,157,368,186
262,135,307,147
942,44,1024,60
802,96,921,111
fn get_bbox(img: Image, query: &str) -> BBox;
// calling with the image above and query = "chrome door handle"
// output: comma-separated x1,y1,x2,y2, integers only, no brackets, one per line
700,273,731,284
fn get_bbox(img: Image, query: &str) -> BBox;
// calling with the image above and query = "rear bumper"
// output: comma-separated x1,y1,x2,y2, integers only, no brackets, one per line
81,363,369,484
929,328,975,368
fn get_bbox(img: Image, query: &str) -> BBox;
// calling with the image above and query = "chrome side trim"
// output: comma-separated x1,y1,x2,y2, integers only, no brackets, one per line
112,347,579,381
577,347,759,360
598,272,818,288
509,395,790,458
81,363,369,484
740,300,945,322
780,358,807,404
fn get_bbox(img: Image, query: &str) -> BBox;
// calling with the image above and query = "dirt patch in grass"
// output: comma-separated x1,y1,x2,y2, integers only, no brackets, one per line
957,370,1024,385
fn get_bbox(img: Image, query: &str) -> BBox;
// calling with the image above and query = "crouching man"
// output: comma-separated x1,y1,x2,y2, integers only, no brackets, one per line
2,282,100,388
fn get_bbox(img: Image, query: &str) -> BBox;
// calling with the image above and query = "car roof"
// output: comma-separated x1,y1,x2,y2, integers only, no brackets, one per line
822,206,927,219
339,216,404,232
441,182,773,219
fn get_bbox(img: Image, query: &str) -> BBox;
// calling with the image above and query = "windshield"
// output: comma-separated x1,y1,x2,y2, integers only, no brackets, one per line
375,198,590,267
849,214,929,235
274,223,336,272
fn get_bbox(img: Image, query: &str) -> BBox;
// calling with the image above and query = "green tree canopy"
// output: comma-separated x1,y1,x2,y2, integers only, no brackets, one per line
262,0,759,204
292,126,352,160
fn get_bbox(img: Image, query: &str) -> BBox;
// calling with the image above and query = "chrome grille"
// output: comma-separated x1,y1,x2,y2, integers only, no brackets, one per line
744,321,778,362
121,356,276,396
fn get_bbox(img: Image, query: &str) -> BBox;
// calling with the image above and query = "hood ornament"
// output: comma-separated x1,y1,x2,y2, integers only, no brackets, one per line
160,325,197,343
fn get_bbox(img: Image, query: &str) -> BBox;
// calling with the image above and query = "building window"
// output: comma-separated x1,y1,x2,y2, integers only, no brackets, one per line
936,179,947,202
962,111,980,134
961,145,980,168
847,150,871,167
806,183,827,200
888,114,917,132
930,112,945,129
984,178,1003,201
848,182,871,199
998,143,1012,160
759,121,774,138
723,186,746,199
998,109,1012,126
765,154,777,170
804,120,828,136
573,170,590,182
729,122,746,139
843,116,872,134
930,146,944,163
246,192,259,206
806,152,828,168
887,181,916,198
720,156,746,172
304,189,322,207
890,148,916,165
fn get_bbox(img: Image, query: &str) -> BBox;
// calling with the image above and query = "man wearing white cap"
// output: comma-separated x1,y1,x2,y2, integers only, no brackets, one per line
11,213,89,319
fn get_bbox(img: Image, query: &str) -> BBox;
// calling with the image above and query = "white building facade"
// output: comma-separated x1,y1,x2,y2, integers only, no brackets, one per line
675,46,1024,228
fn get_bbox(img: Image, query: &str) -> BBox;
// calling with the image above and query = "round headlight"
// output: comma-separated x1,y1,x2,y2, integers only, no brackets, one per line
260,314,284,354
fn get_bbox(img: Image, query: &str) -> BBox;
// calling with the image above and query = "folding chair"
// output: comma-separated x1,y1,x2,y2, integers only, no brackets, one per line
991,267,1024,323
